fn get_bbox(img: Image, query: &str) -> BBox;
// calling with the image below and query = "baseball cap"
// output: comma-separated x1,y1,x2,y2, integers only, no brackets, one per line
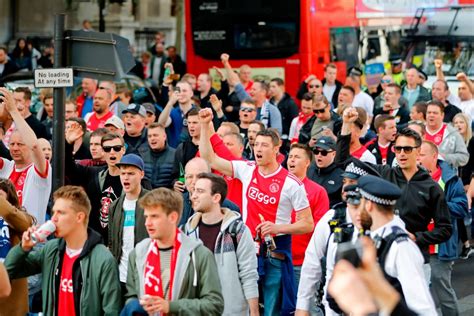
389,54,403,65
105,116,125,130
116,154,145,171
142,103,156,114
348,67,363,77
122,103,147,117
313,136,337,151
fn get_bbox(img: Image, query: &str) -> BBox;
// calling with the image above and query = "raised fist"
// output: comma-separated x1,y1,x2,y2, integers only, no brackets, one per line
220,53,230,64
198,108,213,124
343,107,359,123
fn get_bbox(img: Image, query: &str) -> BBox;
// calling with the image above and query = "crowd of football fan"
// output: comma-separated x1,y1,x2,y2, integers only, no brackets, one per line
0,33,473,316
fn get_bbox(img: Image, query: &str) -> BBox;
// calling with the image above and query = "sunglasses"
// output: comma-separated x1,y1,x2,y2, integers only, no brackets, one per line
103,145,123,153
313,105,328,114
381,79,391,83
309,84,321,88
393,146,418,154
240,107,255,112
313,148,333,156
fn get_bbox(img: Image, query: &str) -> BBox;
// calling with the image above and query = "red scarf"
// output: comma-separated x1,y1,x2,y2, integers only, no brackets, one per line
144,229,182,303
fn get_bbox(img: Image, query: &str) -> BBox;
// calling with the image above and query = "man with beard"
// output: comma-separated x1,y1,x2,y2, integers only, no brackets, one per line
243,120,265,160
357,175,437,315
84,88,116,131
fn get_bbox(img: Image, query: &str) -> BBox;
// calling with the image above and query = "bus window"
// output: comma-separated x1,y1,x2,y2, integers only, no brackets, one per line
191,0,299,59
330,27,359,70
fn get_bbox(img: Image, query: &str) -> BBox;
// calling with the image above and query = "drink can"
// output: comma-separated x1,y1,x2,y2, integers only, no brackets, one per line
31,221,56,244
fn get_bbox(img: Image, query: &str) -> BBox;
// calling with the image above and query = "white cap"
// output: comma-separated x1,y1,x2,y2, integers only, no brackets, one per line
105,116,125,130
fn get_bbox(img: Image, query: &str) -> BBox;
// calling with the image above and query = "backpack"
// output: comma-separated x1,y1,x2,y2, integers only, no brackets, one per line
226,218,244,252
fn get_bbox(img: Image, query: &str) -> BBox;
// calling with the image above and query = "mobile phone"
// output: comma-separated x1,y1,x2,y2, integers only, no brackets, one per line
175,86,181,93
335,240,362,267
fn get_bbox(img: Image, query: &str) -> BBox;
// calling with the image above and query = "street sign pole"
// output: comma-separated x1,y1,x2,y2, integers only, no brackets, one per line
52,13,66,192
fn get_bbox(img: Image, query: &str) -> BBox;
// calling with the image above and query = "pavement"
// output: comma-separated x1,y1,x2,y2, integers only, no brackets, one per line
451,255,474,316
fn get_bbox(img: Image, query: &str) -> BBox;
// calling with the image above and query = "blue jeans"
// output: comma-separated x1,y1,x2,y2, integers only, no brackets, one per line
263,257,282,316
120,298,147,316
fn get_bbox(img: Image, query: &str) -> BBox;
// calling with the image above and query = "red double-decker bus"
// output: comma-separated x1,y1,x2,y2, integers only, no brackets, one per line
185,0,360,95
184,0,474,96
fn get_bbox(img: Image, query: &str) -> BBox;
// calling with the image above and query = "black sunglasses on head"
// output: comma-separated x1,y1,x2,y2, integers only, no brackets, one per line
393,146,418,154
103,145,123,153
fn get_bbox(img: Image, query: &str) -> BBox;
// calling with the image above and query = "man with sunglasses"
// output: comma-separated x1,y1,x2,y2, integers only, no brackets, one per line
338,122,452,264
238,100,258,138
66,130,151,244
296,74,324,100
307,95,342,145
307,136,344,208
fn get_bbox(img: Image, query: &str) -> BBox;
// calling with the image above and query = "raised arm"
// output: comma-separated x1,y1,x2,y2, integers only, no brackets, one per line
158,89,179,128
0,88,46,175
434,59,445,81
198,108,233,176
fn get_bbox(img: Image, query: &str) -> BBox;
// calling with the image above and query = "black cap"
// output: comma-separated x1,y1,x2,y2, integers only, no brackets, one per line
344,184,362,206
348,67,363,77
341,159,381,180
417,67,427,81
389,55,403,65
313,136,337,151
358,175,401,206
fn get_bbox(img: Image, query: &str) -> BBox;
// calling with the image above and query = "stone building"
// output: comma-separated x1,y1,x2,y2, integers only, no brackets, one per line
0,0,177,56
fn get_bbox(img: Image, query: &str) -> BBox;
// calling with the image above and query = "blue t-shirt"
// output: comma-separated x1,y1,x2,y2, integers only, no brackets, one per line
81,96,94,117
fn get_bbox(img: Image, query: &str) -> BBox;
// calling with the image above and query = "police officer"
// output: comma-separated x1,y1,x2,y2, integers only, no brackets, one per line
296,160,379,316
358,175,437,315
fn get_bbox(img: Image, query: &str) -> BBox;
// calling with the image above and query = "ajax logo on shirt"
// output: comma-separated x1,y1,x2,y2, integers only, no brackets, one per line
248,187,277,205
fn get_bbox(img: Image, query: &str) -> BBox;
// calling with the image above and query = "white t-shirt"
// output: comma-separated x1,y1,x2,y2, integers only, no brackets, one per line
119,197,137,282
353,91,374,117
459,99,474,121
323,84,337,104
0,158,51,224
